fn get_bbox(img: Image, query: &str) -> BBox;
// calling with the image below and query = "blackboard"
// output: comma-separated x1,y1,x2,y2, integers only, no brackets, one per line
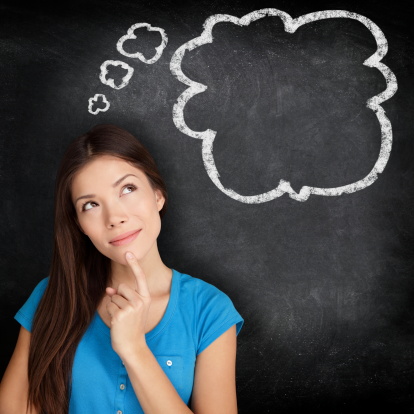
1,0,413,412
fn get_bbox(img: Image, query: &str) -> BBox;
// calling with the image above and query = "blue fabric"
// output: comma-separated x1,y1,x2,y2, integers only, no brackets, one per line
14,269,244,413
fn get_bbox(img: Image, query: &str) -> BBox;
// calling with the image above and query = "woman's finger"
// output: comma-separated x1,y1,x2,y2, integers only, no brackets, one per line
125,252,150,297
109,293,129,309
106,287,117,296
116,283,138,301
106,301,119,318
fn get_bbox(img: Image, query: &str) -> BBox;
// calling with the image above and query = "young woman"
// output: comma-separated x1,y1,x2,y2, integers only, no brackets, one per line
0,124,243,414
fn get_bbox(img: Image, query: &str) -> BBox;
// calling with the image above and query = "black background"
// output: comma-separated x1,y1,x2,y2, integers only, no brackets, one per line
1,0,413,412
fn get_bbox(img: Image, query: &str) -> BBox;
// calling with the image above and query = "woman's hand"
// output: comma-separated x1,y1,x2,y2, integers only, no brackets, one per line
106,251,151,360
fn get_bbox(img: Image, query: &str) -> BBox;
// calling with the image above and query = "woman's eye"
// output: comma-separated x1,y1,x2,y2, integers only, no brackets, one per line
80,184,136,211
121,184,137,195
82,201,97,211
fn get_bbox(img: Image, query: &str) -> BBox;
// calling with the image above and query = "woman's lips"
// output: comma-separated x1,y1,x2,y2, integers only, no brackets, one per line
109,230,141,246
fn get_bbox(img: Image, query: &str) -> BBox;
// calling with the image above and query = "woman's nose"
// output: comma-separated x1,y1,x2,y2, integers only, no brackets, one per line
105,201,129,228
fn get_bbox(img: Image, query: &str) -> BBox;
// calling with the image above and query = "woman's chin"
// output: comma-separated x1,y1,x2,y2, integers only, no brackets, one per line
109,250,144,266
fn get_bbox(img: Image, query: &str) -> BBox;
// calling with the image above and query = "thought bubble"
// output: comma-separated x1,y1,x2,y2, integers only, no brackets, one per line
88,93,110,115
170,9,398,203
99,60,134,89
117,23,168,64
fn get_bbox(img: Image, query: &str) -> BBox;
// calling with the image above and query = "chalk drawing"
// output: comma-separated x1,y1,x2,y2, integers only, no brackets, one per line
88,94,110,115
117,23,168,64
99,60,134,90
170,9,398,203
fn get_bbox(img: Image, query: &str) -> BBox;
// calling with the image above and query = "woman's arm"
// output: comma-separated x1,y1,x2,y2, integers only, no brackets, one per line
107,252,239,414
122,344,193,414
122,326,237,414
106,252,193,414
0,327,38,414
191,325,238,414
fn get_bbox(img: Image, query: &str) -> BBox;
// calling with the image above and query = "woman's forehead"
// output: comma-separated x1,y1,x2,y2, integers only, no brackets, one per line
72,155,148,192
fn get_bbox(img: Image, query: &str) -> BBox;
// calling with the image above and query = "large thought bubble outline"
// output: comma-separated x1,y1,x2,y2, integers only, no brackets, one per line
170,9,398,203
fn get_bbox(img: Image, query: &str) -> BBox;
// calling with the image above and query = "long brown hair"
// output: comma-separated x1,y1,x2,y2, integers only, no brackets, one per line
27,124,168,413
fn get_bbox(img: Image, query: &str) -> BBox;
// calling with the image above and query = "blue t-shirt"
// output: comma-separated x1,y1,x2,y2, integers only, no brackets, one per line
15,268,244,413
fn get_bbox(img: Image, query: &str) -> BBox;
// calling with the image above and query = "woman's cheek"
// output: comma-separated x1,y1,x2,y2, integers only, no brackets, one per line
79,220,97,244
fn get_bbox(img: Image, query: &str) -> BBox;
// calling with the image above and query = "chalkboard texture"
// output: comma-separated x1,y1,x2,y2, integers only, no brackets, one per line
1,0,413,412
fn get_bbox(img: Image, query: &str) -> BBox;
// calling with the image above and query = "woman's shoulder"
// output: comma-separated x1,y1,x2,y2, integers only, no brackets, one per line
22,277,49,304
14,277,49,332
173,269,244,354
175,269,231,301
173,269,240,317
32,276,49,292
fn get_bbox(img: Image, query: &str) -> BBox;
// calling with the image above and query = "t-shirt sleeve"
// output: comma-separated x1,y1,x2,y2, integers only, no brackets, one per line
14,277,49,332
196,280,244,355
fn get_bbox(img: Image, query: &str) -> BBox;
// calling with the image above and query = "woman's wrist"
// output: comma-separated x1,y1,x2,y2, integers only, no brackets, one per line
118,340,151,366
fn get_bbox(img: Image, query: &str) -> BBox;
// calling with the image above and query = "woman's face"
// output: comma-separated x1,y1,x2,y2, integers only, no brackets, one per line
71,155,165,266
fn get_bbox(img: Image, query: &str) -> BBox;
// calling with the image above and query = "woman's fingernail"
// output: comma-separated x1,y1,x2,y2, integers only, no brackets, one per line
126,252,134,260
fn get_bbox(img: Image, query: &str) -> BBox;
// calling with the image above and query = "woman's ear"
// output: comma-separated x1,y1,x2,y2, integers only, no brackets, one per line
155,190,165,212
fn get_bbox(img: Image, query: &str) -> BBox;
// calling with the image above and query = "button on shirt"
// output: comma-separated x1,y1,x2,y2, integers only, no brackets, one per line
15,269,244,414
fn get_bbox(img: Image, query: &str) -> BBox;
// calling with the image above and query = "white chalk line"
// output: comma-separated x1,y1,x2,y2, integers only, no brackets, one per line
88,94,110,115
99,60,134,90
117,23,168,64
91,23,169,113
170,9,398,203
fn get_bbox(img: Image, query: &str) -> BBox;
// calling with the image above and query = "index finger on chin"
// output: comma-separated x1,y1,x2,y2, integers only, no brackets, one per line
125,251,150,297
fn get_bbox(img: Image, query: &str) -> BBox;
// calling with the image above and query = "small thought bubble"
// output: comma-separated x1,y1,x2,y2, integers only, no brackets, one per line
99,60,134,90
117,23,168,64
170,8,398,203
88,94,110,115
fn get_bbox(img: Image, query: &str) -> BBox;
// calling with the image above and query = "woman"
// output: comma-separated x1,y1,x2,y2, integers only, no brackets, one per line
0,124,243,414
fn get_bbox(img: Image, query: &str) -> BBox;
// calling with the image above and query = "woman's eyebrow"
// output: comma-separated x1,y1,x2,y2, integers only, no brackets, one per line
74,174,138,204
112,173,138,188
